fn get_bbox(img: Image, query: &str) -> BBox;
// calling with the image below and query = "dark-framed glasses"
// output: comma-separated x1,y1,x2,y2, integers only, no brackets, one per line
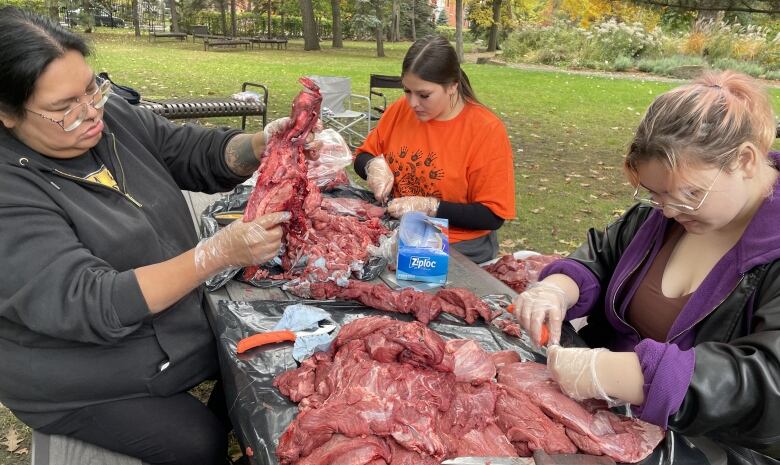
25,78,112,132
632,165,725,215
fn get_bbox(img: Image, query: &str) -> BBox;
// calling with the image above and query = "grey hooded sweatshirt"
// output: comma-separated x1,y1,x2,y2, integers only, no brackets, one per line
0,96,246,428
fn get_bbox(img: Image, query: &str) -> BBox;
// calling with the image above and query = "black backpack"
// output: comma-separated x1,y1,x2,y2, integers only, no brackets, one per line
98,72,141,105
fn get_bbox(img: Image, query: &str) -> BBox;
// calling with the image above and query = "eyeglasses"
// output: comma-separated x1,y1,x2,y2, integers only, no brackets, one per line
632,165,725,215
25,78,112,132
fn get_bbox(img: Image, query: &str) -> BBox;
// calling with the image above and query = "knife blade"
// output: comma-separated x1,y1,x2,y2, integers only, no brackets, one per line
441,457,534,465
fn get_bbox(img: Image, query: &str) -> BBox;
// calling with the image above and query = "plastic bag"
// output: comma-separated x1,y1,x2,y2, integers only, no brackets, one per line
306,128,352,191
231,91,262,103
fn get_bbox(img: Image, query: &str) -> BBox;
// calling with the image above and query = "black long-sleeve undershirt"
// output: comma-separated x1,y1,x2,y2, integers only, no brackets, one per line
354,152,505,230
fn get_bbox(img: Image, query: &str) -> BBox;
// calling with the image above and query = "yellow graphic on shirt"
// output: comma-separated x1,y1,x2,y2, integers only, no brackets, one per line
85,165,120,191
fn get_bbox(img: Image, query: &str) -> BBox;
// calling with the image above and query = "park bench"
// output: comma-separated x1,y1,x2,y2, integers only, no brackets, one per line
137,82,268,130
248,36,288,49
190,24,225,42
203,38,252,51
148,29,187,42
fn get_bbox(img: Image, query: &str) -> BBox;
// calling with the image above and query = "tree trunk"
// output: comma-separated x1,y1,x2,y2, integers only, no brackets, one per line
299,0,320,50
374,0,385,57
455,0,464,62
391,0,400,41
410,0,416,40
132,0,141,37
230,0,237,36
267,0,272,37
219,0,228,35
487,0,501,51
169,0,180,32
331,0,343,47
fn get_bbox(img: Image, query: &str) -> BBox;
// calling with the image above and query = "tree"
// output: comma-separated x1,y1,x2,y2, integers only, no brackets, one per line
169,0,180,32
455,0,464,62
132,0,141,36
390,0,400,41
627,0,779,14
331,0,343,47
487,0,501,51
374,0,385,56
299,0,320,50
437,7,449,24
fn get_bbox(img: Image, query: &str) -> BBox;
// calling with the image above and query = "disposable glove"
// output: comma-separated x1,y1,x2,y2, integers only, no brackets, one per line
366,156,394,202
547,346,645,405
512,280,570,346
387,196,440,218
194,211,290,275
261,117,322,160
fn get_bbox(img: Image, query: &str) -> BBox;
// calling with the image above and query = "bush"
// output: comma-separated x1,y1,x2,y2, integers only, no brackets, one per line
711,57,765,78
612,55,634,71
636,55,706,75
436,25,456,41
764,69,780,81
502,22,586,66
583,19,660,63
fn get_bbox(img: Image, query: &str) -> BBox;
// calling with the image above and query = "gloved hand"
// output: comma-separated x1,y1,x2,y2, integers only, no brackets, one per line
366,156,394,202
547,346,645,405
261,117,322,160
547,346,611,401
512,280,570,346
387,196,440,218
194,211,290,275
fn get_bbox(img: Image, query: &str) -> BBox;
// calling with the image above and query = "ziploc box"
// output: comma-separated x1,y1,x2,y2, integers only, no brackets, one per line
396,211,449,284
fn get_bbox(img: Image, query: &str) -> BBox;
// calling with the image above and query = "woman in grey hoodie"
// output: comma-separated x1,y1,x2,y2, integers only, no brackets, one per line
0,7,305,465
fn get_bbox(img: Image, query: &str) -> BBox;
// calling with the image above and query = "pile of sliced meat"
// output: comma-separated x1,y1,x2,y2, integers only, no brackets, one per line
274,317,664,465
483,254,562,293
242,78,388,285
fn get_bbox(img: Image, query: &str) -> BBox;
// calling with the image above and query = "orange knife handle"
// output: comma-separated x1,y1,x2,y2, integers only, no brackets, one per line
508,303,550,346
236,330,296,354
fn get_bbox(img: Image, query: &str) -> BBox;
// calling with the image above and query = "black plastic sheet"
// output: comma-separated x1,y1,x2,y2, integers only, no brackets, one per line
200,185,391,291
209,298,729,465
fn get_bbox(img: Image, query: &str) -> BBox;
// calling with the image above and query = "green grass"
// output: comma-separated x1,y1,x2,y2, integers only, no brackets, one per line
2,34,780,463
83,30,780,256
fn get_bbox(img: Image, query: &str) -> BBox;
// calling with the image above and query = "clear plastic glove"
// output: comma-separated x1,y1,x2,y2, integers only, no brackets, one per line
387,196,439,218
547,346,612,401
512,281,570,346
366,156,394,202
262,117,322,160
194,211,291,275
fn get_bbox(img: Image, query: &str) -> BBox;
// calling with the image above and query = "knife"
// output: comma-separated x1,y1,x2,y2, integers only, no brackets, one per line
236,324,336,354
441,457,534,465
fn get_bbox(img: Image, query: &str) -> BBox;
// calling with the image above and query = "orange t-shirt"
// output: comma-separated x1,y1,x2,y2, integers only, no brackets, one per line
356,98,516,243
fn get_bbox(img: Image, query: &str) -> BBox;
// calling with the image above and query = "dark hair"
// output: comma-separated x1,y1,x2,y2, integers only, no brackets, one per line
401,35,480,105
0,7,91,119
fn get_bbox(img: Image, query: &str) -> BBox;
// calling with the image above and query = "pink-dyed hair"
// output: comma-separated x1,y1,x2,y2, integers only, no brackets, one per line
624,70,776,186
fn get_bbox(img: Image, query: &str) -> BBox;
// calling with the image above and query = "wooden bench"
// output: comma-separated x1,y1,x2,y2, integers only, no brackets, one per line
248,36,288,49
203,38,251,51
148,30,187,42
137,82,268,130
190,25,224,42
31,431,148,465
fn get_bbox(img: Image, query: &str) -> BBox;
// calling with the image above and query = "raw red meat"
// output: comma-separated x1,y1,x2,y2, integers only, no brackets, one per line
446,339,496,384
484,254,562,293
242,78,388,286
274,318,664,464
497,362,665,463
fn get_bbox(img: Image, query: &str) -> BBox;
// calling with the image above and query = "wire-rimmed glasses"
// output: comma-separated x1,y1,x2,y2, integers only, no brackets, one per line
25,78,112,132
632,165,725,215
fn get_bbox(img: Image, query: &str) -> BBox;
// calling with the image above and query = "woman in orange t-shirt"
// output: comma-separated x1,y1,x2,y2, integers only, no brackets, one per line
354,35,516,263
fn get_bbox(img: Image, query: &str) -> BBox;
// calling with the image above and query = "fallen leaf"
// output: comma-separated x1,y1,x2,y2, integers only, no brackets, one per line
15,447,28,455
3,428,20,452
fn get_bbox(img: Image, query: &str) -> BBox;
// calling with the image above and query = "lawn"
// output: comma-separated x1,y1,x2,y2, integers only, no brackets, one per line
0,30,779,464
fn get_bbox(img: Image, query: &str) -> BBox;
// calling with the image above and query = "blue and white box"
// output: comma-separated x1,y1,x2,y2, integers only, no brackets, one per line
396,211,449,284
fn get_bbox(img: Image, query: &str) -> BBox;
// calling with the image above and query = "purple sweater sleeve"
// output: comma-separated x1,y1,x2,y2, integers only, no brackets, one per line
539,258,601,320
633,339,695,428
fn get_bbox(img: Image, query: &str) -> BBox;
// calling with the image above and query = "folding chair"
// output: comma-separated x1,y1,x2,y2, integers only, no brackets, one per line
369,74,403,119
308,76,371,147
